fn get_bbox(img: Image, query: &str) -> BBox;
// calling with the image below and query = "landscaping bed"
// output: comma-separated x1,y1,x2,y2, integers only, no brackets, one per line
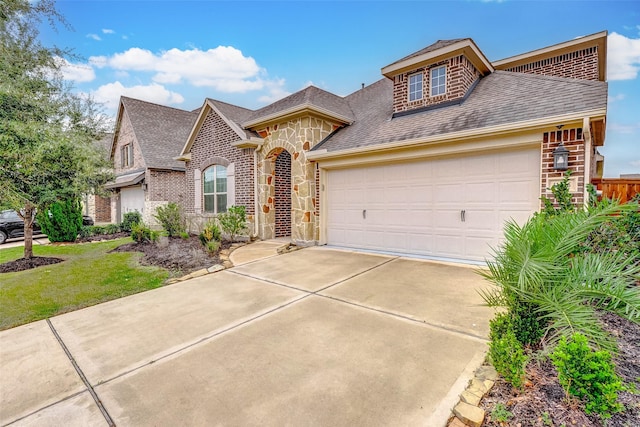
0,256,63,273
111,235,233,275
480,312,640,427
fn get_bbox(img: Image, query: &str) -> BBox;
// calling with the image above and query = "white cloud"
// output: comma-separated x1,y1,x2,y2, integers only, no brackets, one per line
55,57,95,82
607,32,640,80
608,93,625,103
86,33,101,41
89,46,267,93
608,122,640,134
631,160,640,168
102,29,115,34
257,79,291,104
91,81,184,111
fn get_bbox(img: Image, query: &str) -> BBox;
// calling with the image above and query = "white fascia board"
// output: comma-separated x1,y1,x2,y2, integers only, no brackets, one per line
381,39,494,77
242,103,354,129
493,31,607,67
307,109,606,162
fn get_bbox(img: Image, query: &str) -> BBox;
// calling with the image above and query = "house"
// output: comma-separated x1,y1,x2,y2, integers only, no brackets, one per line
178,31,608,263
83,133,113,223
106,97,198,226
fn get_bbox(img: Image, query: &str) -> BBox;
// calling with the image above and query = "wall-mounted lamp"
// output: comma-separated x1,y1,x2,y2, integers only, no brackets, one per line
553,142,569,171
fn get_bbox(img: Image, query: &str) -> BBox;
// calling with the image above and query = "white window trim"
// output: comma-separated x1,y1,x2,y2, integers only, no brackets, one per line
203,165,228,214
430,65,446,97
408,72,423,102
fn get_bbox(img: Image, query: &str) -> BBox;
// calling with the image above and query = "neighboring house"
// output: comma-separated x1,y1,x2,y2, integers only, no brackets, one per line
83,133,113,223
178,31,607,263
106,97,198,226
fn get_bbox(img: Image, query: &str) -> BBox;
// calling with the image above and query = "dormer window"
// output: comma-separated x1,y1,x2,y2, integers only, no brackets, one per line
409,73,423,101
430,65,446,96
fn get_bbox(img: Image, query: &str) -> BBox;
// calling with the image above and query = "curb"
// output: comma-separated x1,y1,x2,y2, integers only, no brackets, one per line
447,364,497,427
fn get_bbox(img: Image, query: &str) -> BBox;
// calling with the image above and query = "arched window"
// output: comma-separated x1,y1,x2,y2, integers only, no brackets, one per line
203,165,227,213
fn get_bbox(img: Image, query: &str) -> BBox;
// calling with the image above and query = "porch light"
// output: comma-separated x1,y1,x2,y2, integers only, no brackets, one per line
553,142,569,171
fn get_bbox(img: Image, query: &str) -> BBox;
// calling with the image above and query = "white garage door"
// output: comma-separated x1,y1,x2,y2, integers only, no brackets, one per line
120,187,145,222
326,148,540,262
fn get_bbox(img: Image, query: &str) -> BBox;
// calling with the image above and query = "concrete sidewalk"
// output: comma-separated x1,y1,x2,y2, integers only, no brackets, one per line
0,247,492,426
0,236,49,250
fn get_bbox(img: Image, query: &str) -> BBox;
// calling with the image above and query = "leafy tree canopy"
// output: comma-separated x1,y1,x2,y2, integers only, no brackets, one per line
0,0,113,258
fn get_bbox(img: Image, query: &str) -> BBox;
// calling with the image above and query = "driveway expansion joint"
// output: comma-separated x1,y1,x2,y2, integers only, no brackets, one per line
46,319,115,427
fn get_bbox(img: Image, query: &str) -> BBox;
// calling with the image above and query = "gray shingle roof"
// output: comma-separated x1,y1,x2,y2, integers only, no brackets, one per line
206,99,260,139
314,71,607,153
385,39,468,68
243,85,355,126
120,97,198,170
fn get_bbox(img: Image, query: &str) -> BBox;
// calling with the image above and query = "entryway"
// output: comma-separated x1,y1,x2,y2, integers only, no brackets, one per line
274,149,291,238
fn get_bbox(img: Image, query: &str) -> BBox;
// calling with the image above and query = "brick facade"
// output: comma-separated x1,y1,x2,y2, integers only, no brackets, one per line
392,55,480,114
184,107,255,232
94,195,111,222
541,128,586,206
274,150,291,237
147,169,186,205
503,46,599,81
113,110,146,174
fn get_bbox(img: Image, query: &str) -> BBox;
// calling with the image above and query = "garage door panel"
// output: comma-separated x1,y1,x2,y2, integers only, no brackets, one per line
326,148,539,262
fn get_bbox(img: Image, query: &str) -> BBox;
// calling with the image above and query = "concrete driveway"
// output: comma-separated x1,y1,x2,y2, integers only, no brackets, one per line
0,246,492,426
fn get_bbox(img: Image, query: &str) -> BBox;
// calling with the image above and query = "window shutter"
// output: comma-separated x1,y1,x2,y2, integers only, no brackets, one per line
128,144,134,167
227,163,235,207
194,168,201,213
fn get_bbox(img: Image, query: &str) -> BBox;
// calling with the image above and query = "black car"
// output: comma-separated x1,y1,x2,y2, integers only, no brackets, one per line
0,210,94,244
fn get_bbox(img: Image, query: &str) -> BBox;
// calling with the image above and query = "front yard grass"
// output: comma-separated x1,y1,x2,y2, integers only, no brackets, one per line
0,238,168,330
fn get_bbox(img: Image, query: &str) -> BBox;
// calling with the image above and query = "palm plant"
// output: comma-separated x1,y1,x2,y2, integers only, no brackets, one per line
480,200,640,351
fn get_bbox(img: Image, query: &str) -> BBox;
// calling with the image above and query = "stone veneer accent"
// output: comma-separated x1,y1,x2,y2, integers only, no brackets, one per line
541,127,586,207
503,46,599,81
256,116,338,244
185,108,255,232
392,55,480,114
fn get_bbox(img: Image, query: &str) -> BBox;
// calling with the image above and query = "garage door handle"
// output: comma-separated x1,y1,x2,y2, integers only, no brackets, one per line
363,209,366,219
461,210,466,222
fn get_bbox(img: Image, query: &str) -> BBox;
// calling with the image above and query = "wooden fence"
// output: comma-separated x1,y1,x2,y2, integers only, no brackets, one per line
592,178,640,204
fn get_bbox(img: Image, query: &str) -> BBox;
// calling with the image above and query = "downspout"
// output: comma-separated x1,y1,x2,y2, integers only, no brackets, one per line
253,144,263,239
582,116,592,208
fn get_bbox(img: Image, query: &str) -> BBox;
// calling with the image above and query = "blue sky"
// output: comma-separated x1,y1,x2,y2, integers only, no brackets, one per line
41,0,640,177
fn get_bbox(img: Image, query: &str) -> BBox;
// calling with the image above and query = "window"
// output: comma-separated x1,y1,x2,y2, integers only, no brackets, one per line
120,144,133,167
203,165,227,213
430,65,446,96
408,73,423,101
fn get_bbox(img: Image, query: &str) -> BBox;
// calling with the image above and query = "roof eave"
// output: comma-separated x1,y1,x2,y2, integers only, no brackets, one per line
307,108,607,161
492,30,608,81
242,103,354,129
231,137,264,149
381,39,494,78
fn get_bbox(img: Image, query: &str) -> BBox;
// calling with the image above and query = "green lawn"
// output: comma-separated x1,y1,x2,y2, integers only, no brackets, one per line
0,238,168,330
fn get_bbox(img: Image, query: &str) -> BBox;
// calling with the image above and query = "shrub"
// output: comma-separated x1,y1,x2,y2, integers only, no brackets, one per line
551,333,623,419
205,240,220,254
199,220,221,246
104,223,121,234
479,199,640,351
37,199,83,242
217,205,247,242
153,203,186,237
131,223,158,243
488,313,527,389
490,403,513,423
541,170,575,216
179,231,190,239
121,211,142,232
79,225,93,238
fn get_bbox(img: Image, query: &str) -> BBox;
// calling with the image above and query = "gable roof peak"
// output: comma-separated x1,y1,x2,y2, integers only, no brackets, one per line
382,37,493,78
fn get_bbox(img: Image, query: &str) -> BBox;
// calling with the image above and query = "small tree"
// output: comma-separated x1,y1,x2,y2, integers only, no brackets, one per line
153,203,186,237
37,198,83,242
217,205,247,242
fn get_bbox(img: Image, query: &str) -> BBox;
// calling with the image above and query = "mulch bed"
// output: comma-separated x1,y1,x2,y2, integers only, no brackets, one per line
111,235,231,275
0,256,63,273
480,312,640,427
75,232,130,243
